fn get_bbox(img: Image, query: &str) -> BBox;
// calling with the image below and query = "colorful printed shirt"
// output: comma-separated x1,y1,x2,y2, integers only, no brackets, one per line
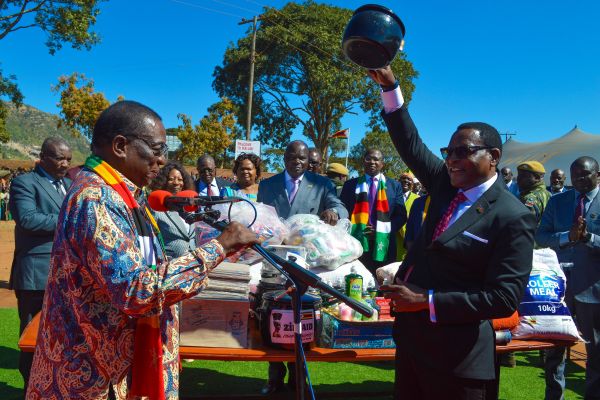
27,169,225,399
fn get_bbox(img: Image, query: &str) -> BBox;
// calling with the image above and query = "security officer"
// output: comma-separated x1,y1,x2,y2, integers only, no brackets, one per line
326,162,349,196
517,161,551,225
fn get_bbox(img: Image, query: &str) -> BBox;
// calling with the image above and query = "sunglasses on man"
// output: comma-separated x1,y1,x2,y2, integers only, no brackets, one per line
440,145,494,160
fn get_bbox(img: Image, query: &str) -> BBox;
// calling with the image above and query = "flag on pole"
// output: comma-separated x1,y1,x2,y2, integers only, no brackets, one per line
330,128,349,139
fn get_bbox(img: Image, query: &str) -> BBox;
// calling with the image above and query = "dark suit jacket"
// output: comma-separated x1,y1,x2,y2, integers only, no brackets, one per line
9,165,72,290
195,177,231,195
536,189,600,303
383,106,536,380
257,171,348,219
339,175,407,262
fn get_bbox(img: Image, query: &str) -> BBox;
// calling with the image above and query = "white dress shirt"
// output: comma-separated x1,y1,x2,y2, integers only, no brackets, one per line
198,178,220,196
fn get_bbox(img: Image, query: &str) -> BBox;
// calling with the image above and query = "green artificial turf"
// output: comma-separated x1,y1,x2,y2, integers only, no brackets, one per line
0,308,586,399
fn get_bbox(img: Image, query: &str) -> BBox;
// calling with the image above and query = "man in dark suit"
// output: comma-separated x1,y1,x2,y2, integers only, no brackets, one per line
196,154,230,196
9,136,72,389
257,140,347,223
257,140,347,394
536,156,600,400
371,66,536,399
340,148,407,274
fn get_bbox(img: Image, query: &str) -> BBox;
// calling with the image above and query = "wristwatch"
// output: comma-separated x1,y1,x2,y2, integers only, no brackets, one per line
381,80,399,92
582,232,592,243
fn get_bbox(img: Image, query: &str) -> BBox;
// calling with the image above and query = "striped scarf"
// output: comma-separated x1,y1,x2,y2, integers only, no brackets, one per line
350,174,391,261
85,155,166,400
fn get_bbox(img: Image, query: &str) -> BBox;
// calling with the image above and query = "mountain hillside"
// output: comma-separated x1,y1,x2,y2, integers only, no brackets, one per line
1,101,90,163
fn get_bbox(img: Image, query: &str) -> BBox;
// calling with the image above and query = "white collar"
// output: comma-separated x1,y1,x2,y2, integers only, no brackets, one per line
460,173,498,203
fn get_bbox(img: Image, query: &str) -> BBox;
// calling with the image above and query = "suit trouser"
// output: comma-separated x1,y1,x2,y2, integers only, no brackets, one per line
394,345,494,400
574,301,600,400
15,290,45,392
267,361,297,386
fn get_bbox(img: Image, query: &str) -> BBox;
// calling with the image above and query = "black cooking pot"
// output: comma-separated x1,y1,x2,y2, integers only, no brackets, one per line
342,4,405,69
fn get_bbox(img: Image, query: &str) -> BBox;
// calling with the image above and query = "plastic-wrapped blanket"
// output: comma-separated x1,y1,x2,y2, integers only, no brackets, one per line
195,201,288,262
284,214,363,270
512,248,582,341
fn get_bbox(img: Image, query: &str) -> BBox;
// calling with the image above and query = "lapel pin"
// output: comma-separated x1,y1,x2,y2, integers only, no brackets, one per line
476,205,484,214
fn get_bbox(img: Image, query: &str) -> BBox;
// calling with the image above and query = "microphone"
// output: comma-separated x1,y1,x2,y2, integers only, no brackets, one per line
148,190,201,212
147,190,244,212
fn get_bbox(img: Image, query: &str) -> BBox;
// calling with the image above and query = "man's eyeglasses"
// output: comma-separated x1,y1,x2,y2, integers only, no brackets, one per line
125,135,169,157
440,146,493,160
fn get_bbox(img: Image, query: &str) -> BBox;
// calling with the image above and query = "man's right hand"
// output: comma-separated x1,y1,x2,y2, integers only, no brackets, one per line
216,222,261,255
367,66,397,86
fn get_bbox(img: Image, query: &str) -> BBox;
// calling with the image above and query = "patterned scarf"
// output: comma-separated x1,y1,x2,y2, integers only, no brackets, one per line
350,174,391,261
85,155,166,400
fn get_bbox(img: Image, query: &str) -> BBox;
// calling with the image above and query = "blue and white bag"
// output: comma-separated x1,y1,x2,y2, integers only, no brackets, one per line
512,248,582,341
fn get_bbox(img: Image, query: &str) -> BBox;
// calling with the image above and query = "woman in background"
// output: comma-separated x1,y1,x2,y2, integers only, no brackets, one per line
221,153,261,202
149,161,196,260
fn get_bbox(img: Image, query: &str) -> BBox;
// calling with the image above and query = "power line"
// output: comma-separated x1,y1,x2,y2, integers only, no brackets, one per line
169,0,243,19
242,0,362,74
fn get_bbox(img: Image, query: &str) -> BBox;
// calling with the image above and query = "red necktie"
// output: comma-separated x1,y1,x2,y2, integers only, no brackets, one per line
432,192,467,241
208,184,215,197
574,193,586,221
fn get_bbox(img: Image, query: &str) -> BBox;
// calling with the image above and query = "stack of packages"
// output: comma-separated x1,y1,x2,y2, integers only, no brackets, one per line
180,262,252,348
375,297,392,320
200,262,251,300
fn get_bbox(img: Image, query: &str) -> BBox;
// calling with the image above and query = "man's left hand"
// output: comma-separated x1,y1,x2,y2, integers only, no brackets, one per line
320,209,339,226
380,280,428,313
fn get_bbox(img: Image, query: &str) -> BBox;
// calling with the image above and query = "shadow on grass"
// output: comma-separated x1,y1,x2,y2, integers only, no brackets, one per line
516,351,586,398
180,367,392,399
0,345,19,369
0,382,23,400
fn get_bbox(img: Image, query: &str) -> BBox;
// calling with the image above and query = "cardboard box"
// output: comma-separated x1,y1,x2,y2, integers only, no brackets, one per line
180,297,249,348
319,311,395,349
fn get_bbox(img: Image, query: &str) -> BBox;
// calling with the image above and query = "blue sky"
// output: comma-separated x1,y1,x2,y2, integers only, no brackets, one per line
1,0,599,156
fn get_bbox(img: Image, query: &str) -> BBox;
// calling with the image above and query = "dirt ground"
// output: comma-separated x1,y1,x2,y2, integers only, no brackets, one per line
0,221,16,308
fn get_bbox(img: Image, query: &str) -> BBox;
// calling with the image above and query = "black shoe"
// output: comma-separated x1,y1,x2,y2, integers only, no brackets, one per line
260,381,286,395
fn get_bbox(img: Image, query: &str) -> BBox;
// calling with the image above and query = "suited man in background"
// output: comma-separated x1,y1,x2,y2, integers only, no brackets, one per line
257,140,347,394
536,156,600,400
258,140,347,223
307,147,323,174
9,136,72,389
371,66,536,399
340,148,406,274
547,168,568,195
196,154,230,196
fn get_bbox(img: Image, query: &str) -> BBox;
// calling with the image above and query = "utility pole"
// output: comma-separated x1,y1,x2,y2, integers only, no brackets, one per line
502,131,517,143
239,15,261,140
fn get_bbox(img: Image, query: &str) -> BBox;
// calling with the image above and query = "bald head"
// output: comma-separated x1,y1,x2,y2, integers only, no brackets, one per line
197,154,217,185
284,140,309,178
500,167,513,184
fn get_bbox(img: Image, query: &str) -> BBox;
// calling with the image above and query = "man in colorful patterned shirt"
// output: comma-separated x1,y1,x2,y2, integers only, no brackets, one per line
27,100,259,400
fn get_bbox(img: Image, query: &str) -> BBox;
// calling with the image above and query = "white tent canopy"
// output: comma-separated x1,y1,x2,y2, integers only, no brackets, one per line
501,126,600,185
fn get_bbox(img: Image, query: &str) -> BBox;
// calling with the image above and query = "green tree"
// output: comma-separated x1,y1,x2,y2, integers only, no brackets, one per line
348,127,407,179
213,1,417,163
52,72,111,141
0,67,23,142
0,0,105,141
174,98,240,167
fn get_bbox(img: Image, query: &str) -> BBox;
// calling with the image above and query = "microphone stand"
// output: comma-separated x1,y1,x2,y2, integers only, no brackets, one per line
187,208,373,400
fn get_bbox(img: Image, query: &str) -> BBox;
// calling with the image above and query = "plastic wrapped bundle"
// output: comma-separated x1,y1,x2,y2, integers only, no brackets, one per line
284,214,363,270
195,201,289,262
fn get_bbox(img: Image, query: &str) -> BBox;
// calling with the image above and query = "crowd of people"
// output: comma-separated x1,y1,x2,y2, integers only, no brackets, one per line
5,65,599,400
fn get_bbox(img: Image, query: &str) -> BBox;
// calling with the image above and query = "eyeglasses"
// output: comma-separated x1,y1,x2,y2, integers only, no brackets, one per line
125,135,169,157
440,146,493,160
